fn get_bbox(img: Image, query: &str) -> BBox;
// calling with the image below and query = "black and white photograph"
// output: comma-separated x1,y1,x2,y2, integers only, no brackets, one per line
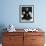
19,5,34,23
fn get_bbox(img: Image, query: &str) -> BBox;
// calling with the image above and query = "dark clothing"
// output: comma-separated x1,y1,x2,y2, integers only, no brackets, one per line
22,11,32,20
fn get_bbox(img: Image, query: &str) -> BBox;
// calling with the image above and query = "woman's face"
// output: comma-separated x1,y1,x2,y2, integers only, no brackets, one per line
26,8,29,11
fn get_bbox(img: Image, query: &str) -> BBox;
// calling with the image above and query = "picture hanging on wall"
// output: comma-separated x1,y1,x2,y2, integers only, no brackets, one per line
19,5,34,23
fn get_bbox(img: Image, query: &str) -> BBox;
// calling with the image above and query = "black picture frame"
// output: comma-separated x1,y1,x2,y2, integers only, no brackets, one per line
19,5,34,23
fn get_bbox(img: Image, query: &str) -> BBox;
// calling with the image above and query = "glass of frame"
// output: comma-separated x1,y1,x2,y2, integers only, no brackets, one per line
19,5,34,23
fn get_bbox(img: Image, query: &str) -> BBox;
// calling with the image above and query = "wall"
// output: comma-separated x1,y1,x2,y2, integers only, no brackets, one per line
0,0,46,43
0,0,46,29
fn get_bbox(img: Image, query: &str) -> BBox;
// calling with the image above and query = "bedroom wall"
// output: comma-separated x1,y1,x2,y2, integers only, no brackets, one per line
0,0,46,43
0,0,46,29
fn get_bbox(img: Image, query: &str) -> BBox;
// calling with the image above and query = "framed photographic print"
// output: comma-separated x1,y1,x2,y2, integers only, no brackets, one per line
19,5,34,23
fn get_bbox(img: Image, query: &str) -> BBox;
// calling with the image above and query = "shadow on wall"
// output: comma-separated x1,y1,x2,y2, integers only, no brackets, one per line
0,24,7,43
